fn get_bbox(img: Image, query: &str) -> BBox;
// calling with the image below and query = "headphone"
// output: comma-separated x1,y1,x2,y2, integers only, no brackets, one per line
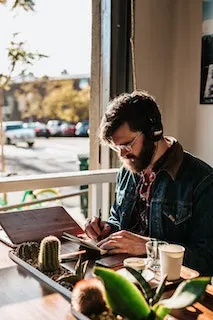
130,96,163,142
146,116,163,142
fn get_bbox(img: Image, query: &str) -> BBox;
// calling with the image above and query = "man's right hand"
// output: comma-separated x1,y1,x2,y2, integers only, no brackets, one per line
85,217,111,241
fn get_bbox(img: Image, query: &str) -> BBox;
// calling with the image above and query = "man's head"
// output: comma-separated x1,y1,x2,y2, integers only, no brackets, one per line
99,90,163,172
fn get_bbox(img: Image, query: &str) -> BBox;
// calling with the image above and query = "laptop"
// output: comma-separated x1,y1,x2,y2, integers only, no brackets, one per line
0,206,84,247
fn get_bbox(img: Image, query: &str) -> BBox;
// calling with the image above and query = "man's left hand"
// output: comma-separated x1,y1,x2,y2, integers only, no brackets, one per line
97,230,149,255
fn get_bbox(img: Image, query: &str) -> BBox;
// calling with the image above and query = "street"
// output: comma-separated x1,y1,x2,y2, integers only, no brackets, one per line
3,137,90,175
1,137,90,225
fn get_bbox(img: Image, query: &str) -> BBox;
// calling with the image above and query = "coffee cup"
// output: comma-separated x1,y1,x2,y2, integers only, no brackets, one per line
123,257,146,271
159,244,185,281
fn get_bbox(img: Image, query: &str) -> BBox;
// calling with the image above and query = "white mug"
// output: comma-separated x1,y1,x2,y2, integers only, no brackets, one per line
159,244,185,281
123,257,146,271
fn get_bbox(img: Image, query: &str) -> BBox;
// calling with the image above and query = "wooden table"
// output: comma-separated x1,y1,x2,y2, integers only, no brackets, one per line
0,242,75,320
0,241,213,320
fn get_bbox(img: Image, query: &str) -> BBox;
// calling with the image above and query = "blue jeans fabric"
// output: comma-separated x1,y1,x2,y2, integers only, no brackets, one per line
107,151,213,275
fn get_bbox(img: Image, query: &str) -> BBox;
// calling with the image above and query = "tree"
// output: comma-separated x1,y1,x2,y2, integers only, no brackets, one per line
0,0,46,177
42,80,90,122
16,79,90,122
0,0,35,12
0,1,47,89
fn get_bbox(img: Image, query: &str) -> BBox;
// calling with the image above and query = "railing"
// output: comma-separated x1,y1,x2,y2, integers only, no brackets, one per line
0,168,119,219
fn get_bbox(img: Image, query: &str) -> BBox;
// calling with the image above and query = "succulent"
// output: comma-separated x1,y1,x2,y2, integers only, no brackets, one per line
38,235,61,272
57,254,89,289
125,266,168,306
15,241,39,263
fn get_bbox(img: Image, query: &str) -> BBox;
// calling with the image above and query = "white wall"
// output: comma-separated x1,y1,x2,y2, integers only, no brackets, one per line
135,0,213,166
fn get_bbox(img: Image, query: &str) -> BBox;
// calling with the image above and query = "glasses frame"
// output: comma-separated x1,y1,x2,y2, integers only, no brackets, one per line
110,131,142,153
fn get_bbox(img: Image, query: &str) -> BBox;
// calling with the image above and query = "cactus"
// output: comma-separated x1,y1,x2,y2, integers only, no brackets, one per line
71,278,108,317
38,235,61,272
15,241,39,263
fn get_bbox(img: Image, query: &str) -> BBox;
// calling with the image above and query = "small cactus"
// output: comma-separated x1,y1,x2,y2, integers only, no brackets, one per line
38,235,61,272
71,278,108,317
15,241,39,263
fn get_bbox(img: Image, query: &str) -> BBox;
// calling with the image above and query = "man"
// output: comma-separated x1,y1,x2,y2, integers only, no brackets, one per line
85,90,213,275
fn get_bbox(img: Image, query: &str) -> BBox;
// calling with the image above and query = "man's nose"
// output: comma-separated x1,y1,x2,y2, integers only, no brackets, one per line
119,147,129,158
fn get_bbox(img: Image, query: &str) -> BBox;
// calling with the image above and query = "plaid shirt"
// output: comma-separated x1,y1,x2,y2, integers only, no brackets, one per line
128,143,176,236
128,169,156,235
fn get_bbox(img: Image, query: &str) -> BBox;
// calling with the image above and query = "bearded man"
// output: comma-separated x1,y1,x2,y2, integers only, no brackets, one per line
85,90,213,275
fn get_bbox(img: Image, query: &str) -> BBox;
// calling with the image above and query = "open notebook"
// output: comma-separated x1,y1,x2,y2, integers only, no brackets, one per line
63,232,107,255
0,206,84,247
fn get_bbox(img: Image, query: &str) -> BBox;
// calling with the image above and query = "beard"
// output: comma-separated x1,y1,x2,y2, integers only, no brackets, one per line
120,138,155,173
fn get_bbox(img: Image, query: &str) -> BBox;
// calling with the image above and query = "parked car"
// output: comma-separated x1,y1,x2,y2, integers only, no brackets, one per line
23,122,50,138
60,122,76,137
75,120,89,137
47,120,63,136
3,121,35,148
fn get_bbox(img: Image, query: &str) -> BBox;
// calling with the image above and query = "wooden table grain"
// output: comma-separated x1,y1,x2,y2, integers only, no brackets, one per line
0,243,75,320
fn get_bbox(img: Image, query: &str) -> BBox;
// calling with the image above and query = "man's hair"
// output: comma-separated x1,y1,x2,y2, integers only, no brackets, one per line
99,90,163,144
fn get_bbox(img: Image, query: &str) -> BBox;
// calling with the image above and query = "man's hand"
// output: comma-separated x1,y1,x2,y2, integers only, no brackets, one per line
97,230,149,255
85,216,111,241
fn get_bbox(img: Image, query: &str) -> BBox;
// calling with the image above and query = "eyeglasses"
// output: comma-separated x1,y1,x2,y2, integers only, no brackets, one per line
109,132,142,153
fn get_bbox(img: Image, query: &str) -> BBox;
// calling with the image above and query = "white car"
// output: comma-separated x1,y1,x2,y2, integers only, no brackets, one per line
47,120,62,136
3,121,35,148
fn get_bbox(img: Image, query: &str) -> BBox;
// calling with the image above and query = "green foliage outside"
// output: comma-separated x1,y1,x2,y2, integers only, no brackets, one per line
14,79,90,122
0,0,45,89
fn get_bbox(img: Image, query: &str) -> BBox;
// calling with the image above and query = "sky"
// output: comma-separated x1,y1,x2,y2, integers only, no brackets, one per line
0,0,91,77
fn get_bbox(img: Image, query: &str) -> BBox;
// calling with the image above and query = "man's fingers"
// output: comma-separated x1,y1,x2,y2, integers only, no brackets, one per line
99,239,128,254
90,220,102,237
97,234,112,246
107,247,127,254
99,239,117,250
85,217,111,241
86,225,99,240
100,224,111,239
85,217,101,240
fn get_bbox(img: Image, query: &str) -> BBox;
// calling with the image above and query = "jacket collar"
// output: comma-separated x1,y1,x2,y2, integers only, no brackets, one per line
153,136,183,180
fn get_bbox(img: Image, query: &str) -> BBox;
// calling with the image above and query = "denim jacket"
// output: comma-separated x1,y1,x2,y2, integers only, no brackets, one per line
107,141,213,275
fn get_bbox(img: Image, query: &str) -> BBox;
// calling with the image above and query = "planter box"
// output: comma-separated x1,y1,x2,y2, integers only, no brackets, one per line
9,250,90,320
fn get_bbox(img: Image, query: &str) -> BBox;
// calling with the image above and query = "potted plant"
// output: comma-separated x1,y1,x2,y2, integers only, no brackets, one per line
15,235,89,290
71,266,210,320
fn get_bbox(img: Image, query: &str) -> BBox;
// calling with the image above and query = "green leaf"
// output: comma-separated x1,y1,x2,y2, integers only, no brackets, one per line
156,277,210,309
151,305,170,320
94,266,150,320
151,274,167,305
125,266,153,301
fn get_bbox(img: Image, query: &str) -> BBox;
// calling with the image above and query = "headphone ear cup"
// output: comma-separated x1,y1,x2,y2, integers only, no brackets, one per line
147,119,163,141
151,128,163,141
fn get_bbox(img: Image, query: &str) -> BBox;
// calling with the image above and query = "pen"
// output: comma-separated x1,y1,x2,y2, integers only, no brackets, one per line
98,208,102,228
60,249,87,262
97,208,102,241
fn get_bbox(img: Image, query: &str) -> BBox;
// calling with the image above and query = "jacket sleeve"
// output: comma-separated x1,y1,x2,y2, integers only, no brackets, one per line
183,172,213,275
106,168,123,233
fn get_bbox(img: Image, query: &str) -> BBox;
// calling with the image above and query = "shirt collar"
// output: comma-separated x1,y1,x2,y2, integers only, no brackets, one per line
153,136,183,180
